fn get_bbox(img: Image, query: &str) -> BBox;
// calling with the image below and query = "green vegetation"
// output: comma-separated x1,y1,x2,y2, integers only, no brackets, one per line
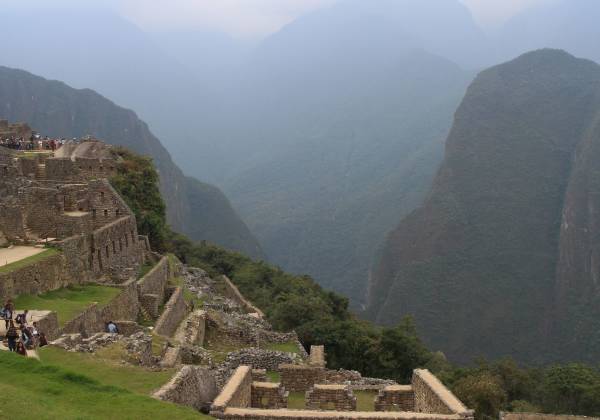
266,371,281,383
39,346,174,395
0,351,207,419
114,144,600,419
287,392,305,410
355,390,377,411
137,260,157,279
110,147,168,251
0,248,59,274
261,341,300,354
14,285,120,326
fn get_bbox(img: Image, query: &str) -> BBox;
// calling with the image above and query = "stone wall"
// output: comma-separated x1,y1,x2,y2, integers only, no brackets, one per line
137,255,169,316
375,385,415,412
279,364,326,392
309,345,326,368
220,275,264,317
219,408,463,419
90,215,141,281
36,311,60,341
251,382,289,409
45,157,117,182
0,204,25,239
61,280,139,336
500,414,598,420
0,251,75,300
153,365,217,412
412,370,472,418
226,349,298,372
154,287,188,337
306,384,356,411
211,366,253,416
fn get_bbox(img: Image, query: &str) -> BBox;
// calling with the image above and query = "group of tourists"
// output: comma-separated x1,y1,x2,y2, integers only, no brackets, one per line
0,134,66,151
1,300,48,356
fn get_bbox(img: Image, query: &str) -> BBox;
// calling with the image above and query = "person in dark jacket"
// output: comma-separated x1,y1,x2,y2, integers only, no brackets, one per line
5,320,18,352
15,341,27,356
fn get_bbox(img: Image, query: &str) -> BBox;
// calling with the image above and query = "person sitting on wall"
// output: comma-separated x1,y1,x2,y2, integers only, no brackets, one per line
5,321,19,352
38,332,48,347
106,321,118,334
31,322,40,343
15,341,27,357
20,326,33,349
15,310,28,327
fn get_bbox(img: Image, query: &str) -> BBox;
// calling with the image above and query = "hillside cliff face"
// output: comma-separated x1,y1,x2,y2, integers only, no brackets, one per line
0,66,263,259
367,50,600,364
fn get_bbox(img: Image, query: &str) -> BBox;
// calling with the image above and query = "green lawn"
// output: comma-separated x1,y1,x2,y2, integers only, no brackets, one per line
14,284,121,326
39,345,175,395
262,341,301,354
0,351,210,419
287,390,376,411
267,370,281,383
138,260,157,279
355,390,377,411
288,391,305,409
0,248,60,274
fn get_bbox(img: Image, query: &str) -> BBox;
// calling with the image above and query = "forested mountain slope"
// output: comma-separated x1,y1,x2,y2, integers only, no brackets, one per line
179,0,479,305
368,49,600,364
0,66,263,259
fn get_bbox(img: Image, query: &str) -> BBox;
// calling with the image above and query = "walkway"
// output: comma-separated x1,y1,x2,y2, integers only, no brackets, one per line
0,310,50,359
0,246,46,267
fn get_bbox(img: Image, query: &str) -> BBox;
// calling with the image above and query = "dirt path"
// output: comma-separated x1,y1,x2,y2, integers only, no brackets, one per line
0,246,46,266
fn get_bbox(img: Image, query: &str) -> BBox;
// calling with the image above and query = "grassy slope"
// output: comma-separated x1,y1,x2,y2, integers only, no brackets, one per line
14,285,121,326
0,351,207,420
0,248,59,274
39,346,175,395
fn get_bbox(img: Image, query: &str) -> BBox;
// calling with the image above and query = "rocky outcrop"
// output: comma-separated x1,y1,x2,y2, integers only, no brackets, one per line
368,49,600,364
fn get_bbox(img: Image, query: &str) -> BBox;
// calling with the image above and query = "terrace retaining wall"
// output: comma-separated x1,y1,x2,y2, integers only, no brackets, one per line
211,366,253,416
412,370,472,418
154,286,188,337
153,365,217,412
0,251,75,301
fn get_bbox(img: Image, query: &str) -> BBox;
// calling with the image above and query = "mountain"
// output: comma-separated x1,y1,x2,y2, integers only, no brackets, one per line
496,0,600,64
367,49,600,364
188,0,477,305
0,8,216,165
0,65,264,259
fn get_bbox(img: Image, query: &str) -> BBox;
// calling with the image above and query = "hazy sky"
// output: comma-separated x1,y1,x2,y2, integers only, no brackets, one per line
2,0,554,39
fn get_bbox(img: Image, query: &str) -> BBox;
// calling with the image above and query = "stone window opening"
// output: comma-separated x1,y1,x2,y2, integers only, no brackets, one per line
100,191,105,200
92,209,96,218
116,209,120,217
105,245,109,258
97,249,102,270
119,238,123,252
112,241,116,253
125,235,129,247
104,209,108,217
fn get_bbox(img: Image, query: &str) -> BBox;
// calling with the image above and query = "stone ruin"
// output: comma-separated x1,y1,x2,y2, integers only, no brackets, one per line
0,123,474,419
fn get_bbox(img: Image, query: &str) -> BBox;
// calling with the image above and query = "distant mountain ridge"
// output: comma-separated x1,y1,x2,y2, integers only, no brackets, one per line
367,49,600,364
0,65,264,259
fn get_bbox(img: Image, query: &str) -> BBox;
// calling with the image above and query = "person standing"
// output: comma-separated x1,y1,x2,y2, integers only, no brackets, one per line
3,300,14,329
5,320,18,352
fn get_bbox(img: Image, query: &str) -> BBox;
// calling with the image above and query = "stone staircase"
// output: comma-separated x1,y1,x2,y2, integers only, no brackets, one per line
35,163,46,180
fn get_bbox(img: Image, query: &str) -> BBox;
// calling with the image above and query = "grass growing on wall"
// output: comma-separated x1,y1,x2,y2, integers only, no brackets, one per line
0,351,207,419
13,285,121,326
0,248,60,275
